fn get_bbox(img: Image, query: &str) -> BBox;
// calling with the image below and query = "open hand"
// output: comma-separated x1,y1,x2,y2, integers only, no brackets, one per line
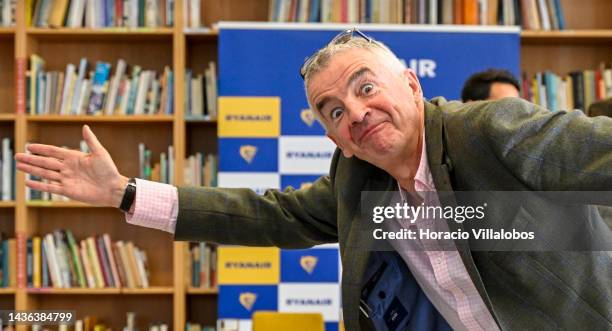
15,125,128,208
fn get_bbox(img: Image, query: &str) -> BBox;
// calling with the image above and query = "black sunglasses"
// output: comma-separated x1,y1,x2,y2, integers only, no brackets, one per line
299,28,374,80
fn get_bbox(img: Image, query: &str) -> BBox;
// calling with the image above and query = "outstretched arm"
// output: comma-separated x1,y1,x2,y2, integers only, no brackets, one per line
15,125,129,209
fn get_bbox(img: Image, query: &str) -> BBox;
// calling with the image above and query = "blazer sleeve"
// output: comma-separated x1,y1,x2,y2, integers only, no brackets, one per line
173,158,339,249
473,98,612,201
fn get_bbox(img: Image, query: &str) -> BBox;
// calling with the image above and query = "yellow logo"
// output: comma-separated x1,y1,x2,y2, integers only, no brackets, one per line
219,97,280,137
239,145,257,163
301,109,316,127
239,292,257,311
300,255,318,274
299,182,313,190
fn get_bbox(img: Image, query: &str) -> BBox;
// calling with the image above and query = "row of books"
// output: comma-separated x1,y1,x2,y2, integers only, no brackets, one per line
189,242,217,289
26,230,151,289
268,0,565,29
521,66,612,113
185,323,215,331
139,143,175,184
184,153,217,188
0,235,16,287
29,0,174,28
185,63,218,120
28,55,174,116
0,138,14,201
0,0,15,26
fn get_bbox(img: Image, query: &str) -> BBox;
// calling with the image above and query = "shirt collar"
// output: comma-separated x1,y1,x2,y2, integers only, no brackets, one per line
414,132,436,192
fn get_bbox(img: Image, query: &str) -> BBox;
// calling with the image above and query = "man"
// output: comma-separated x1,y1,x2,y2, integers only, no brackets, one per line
15,29,612,330
461,68,520,102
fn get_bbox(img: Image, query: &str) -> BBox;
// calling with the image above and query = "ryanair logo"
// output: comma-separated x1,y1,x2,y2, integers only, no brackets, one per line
225,261,272,269
300,109,316,127
239,145,257,163
226,114,272,122
286,298,333,306
239,292,257,311
286,151,333,159
299,182,313,190
300,255,318,274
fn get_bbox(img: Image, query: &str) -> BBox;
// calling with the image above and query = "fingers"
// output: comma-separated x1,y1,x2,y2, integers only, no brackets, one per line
17,162,62,182
15,153,63,171
82,125,105,154
25,179,63,195
26,144,69,160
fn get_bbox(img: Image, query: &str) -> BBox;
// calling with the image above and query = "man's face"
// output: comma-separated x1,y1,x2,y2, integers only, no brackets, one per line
488,82,520,100
307,49,424,169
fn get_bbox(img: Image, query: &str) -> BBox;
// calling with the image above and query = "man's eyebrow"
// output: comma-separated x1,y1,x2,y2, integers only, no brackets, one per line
315,67,373,114
347,67,372,88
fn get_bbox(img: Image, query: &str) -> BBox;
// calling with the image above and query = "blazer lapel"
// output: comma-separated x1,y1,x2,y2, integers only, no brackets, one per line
424,101,501,326
342,164,395,331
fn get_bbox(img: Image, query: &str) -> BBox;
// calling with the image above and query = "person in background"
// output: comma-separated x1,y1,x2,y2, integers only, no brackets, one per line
461,68,520,102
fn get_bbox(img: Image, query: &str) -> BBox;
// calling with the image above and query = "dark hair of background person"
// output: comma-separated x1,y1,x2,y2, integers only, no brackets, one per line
461,68,521,102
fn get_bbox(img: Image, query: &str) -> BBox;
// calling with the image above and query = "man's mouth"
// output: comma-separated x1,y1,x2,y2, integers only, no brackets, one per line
357,122,386,145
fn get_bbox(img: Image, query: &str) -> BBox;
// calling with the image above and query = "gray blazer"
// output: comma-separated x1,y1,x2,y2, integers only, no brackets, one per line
174,97,612,330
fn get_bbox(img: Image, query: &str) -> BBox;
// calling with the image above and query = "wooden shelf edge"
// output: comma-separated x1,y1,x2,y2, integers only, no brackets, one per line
0,201,16,207
121,286,175,294
0,287,16,294
26,286,174,295
27,288,121,294
26,115,175,122
0,27,15,34
26,27,174,35
26,201,106,208
186,287,218,295
0,113,16,121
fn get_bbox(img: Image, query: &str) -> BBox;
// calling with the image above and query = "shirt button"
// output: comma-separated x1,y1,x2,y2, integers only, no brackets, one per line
436,257,443,265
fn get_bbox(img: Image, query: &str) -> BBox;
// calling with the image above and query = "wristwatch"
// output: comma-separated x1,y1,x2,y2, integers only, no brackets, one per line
119,177,137,212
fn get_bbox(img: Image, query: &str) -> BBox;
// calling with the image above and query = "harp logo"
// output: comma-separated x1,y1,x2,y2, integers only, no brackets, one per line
300,255,318,274
300,109,316,127
239,145,257,164
239,292,257,311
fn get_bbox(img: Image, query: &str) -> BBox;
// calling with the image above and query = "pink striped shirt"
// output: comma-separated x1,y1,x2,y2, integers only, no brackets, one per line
126,139,499,330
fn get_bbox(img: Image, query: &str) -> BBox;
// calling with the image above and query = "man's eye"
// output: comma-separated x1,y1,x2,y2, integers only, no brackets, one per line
361,83,374,95
330,107,344,120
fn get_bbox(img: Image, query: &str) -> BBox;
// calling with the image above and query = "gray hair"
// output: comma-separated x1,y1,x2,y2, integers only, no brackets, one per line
302,37,406,95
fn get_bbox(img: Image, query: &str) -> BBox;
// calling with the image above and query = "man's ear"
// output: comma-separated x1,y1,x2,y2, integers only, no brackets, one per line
327,134,354,158
402,68,423,100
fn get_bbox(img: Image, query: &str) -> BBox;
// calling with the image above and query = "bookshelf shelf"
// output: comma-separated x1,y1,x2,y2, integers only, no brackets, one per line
521,29,612,44
26,28,174,41
0,287,16,294
0,114,15,121
25,200,106,208
184,29,218,41
121,286,174,295
186,287,218,295
27,288,122,294
0,201,16,207
26,115,175,123
26,287,174,295
0,27,15,36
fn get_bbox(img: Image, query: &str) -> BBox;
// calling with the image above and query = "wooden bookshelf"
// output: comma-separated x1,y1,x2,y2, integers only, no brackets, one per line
25,200,107,208
6,0,611,330
186,287,218,295
26,115,175,123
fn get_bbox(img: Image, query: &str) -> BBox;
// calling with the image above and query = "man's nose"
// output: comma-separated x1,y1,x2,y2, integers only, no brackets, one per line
347,102,369,126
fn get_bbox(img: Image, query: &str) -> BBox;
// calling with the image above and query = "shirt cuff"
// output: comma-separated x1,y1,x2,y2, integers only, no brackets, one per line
125,178,178,234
